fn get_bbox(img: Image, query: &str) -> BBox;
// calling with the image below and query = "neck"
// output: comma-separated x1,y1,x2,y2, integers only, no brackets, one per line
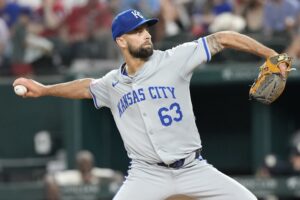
124,54,147,76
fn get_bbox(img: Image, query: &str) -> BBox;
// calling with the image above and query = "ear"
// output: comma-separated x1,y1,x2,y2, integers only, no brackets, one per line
116,37,127,49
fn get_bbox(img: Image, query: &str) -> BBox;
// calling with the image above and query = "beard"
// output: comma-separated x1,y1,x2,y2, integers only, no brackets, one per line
128,42,153,60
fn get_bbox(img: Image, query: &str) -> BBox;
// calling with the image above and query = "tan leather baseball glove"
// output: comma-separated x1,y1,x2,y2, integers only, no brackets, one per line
249,53,294,104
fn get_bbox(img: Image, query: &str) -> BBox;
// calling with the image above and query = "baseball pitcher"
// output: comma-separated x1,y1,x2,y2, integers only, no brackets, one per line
13,9,291,200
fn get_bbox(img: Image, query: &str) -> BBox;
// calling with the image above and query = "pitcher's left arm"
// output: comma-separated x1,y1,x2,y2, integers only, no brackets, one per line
206,31,277,59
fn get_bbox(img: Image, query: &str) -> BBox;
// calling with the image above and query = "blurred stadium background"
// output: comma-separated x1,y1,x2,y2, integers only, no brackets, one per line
1,0,300,199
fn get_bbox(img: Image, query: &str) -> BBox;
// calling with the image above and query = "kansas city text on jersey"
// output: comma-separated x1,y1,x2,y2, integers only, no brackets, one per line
117,86,176,117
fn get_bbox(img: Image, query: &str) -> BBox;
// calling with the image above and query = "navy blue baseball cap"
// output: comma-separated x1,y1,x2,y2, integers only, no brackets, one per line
112,9,158,40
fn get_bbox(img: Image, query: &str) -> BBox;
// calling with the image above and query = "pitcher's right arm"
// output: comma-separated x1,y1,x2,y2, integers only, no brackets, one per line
13,77,93,99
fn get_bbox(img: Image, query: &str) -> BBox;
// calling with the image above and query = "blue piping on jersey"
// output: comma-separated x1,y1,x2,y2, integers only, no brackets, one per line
202,37,211,62
89,85,100,109
121,63,128,76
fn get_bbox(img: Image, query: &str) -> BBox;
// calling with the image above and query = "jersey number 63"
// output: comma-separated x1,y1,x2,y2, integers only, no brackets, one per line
158,102,183,126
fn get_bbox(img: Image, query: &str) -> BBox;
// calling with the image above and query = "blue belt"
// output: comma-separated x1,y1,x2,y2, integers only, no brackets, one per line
157,149,202,169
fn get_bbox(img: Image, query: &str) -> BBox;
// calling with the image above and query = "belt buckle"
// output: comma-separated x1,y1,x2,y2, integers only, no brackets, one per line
158,149,202,169
171,159,184,169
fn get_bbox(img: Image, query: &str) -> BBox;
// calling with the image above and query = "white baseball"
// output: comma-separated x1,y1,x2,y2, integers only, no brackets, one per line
14,85,28,96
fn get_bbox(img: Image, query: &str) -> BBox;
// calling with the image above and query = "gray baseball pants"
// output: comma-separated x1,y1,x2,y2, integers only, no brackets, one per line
113,157,257,200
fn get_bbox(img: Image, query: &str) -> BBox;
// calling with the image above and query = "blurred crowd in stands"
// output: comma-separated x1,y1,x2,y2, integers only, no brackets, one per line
257,130,300,178
45,150,123,200
256,130,300,200
0,0,299,76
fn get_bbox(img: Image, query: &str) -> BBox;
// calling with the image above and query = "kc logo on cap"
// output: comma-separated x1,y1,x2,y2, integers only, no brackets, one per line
131,10,144,19
112,9,158,41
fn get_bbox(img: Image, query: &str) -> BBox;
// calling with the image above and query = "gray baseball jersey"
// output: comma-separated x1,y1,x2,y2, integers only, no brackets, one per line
90,37,211,165
90,38,257,200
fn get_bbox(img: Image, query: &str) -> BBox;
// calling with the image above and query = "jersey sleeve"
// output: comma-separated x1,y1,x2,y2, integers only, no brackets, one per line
89,73,111,109
166,37,211,80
